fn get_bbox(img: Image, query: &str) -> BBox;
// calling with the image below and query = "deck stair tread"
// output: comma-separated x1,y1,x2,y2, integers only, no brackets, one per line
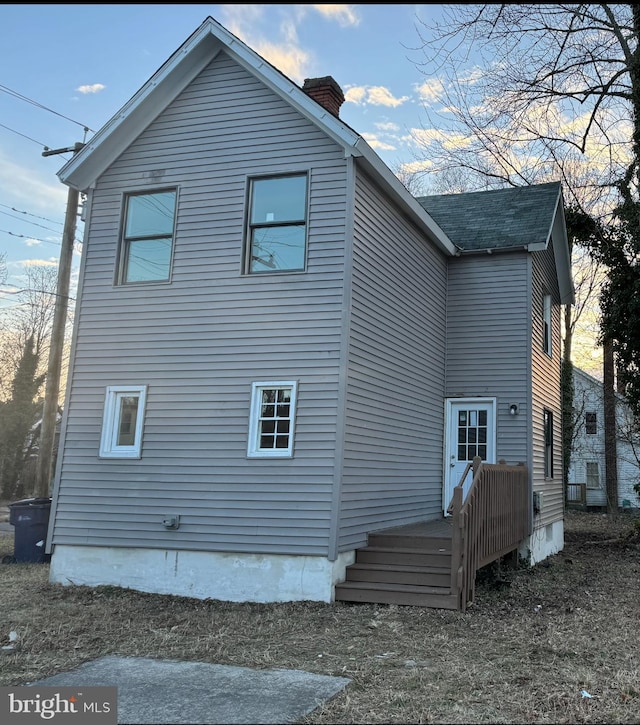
334,581,459,609
347,562,450,574
336,580,451,595
335,518,461,609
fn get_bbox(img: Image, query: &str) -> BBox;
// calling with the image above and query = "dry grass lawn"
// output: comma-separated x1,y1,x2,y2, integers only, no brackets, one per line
1,510,639,724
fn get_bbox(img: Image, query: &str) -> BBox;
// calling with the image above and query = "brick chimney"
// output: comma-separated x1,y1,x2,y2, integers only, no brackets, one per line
302,76,345,118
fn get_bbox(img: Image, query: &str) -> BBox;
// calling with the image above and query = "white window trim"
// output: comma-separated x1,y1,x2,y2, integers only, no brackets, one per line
247,381,298,458
99,385,147,458
543,293,552,356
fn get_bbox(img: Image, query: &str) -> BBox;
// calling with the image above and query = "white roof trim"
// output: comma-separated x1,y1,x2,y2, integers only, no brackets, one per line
525,185,574,305
57,16,456,255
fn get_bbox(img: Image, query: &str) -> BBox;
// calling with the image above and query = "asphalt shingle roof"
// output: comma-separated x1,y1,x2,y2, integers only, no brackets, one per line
416,182,561,252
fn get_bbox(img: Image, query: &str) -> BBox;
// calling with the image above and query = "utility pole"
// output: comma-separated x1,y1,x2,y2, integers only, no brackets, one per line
35,142,83,498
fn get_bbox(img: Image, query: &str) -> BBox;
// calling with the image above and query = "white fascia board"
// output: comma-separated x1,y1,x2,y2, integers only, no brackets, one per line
58,17,361,191
59,24,222,190
525,186,574,305
353,138,457,255
56,15,456,257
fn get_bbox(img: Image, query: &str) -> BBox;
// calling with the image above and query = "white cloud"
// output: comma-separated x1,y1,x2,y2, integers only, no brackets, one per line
415,79,444,103
22,258,58,268
375,121,400,132
344,86,366,104
361,132,396,151
220,4,360,84
400,159,434,174
76,83,105,94
345,85,409,108
410,127,474,151
24,238,42,247
220,4,310,83
311,5,360,27
0,150,67,212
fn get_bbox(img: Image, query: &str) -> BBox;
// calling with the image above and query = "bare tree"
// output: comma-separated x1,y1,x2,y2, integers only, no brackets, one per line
0,265,59,402
413,4,635,207
412,3,640,512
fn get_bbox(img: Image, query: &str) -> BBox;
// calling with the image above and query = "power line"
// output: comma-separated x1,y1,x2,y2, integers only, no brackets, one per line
0,228,59,245
0,83,94,133
0,121,49,148
0,287,75,301
0,209,62,234
0,203,64,227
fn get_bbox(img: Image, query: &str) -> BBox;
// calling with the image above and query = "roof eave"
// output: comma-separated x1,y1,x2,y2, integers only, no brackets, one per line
525,187,575,305
58,16,362,191
353,138,457,256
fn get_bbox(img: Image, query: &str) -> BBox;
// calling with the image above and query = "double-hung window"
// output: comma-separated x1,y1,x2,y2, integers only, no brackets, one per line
247,382,298,458
99,385,147,458
245,174,308,273
586,461,600,489
585,411,597,435
119,189,177,283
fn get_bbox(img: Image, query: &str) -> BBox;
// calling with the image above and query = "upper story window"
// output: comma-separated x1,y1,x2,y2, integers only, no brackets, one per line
245,174,308,274
247,381,298,458
119,189,177,284
99,385,147,458
585,411,597,435
543,293,552,356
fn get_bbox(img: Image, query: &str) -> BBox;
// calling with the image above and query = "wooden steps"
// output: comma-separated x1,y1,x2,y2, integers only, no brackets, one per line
335,520,460,609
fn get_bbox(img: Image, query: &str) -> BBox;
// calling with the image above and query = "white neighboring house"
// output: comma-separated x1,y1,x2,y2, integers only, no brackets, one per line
568,367,640,508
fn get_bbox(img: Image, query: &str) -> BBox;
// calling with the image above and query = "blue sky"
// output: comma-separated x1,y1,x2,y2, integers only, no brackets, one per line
0,3,457,302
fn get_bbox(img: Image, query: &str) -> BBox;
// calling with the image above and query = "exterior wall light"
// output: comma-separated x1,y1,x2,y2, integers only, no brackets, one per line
509,404,519,416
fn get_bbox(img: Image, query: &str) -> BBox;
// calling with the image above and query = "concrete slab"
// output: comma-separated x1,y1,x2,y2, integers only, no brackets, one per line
31,655,350,724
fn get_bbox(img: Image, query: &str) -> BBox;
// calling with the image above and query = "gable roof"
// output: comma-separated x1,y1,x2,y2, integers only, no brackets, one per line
417,182,575,304
57,16,456,256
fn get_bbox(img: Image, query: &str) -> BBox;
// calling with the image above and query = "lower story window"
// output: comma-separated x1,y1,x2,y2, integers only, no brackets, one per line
99,385,147,458
248,381,298,458
586,461,600,489
543,408,553,478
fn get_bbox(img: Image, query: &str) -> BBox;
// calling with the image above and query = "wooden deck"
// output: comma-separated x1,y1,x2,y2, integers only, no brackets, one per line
334,518,459,610
334,460,530,611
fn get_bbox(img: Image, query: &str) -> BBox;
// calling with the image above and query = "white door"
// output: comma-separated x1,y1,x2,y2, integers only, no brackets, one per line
444,399,496,514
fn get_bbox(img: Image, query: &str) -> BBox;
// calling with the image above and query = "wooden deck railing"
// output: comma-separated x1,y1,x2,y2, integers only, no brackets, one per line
450,457,529,612
566,482,587,507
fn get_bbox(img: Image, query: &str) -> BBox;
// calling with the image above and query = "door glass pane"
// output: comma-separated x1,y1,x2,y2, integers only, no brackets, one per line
456,406,490,461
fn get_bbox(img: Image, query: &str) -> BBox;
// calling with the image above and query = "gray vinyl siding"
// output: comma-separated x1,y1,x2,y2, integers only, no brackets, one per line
530,242,563,527
445,253,530,467
51,52,348,556
337,168,448,550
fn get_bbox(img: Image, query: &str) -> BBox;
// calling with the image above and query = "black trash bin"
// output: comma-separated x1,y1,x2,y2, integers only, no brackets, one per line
9,497,52,563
